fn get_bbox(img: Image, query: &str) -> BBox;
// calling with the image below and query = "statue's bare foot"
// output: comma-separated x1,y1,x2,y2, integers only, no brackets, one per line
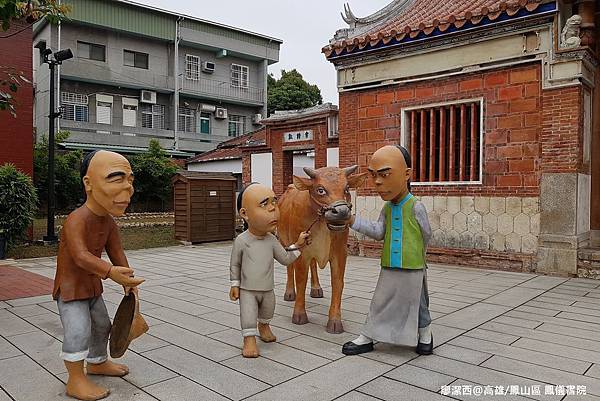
87,360,129,377
242,336,259,358
258,323,276,342
66,375,109,401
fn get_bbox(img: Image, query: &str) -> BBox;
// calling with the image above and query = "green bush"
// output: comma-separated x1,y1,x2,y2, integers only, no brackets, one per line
128,139,178,212
34,131,83,213
0,164,38,247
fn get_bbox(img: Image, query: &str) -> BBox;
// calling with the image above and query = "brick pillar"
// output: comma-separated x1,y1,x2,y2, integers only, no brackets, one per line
314,122,328,169
537,85,587,275
338,92,359,170
282,151,293,192
270,127,285,195
241,152,251,186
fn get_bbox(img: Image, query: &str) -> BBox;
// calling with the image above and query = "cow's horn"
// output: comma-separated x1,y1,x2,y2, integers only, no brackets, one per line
343,165,358,176
303,167,317,178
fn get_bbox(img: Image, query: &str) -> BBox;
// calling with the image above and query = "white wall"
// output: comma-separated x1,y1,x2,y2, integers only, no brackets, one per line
293,154,314,178
251,152,272,187
187,159,242,174
327,147,339,167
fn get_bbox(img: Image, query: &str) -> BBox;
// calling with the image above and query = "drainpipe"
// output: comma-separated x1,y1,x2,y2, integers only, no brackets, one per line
174,17,183,150
56,0,61,134
262,39,271,118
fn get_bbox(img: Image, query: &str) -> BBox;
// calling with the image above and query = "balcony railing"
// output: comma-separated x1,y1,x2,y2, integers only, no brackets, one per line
180,77,264,104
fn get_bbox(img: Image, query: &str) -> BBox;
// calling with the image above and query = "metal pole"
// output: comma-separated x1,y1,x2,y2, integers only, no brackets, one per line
44,61,57,243
173,17,181,150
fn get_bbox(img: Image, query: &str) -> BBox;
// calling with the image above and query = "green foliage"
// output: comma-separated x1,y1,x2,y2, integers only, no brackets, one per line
0,66,30,117
33,131,83,212
128,140,178,211
0,163,38,246
267,69,322,116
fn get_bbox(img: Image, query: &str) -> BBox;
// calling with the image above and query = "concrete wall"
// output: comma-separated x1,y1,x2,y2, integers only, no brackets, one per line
188,159,242,174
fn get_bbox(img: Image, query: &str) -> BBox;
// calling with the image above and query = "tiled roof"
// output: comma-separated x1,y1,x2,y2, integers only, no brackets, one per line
186,128,266,164
262,103,338,123
323,0,553,58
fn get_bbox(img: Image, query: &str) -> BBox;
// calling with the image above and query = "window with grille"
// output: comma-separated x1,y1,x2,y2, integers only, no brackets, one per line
231,64,249,88
178,106,195,133
198,112,210,134
141,104,165,129
77,41,105,62
60,92,88,122
403,99,483,184
228,115,245,137
186,55,200,80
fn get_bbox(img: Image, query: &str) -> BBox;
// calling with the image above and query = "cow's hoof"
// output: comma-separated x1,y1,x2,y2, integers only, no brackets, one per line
283,291,296,302
310,288,324,298
292,312,309,325
326,319,344,334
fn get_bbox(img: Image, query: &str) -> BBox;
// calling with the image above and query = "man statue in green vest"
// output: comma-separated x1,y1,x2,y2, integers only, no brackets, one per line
342,144,433,356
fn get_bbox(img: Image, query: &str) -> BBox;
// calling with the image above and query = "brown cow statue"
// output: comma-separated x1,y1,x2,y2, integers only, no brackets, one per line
277,166,367,333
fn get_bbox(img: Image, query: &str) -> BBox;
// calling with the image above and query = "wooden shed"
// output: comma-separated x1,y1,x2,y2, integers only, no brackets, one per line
172,171,237,243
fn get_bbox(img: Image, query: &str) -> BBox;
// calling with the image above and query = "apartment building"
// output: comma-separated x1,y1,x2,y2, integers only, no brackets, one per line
33,0,281,156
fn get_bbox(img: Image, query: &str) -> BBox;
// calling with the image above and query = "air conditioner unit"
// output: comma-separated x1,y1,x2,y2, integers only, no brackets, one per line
215,107,228,119
252,114,262,124
140,90,156,104
202,61,215,73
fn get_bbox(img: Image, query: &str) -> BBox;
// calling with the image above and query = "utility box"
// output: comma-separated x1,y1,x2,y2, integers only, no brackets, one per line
172,171,237,243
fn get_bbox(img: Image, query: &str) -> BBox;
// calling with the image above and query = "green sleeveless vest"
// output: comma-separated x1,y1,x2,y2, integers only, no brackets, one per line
381,193,426,269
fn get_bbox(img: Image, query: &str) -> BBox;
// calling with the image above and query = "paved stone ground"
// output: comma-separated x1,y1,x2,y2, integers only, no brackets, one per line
0,264,54,300
1,243,600,401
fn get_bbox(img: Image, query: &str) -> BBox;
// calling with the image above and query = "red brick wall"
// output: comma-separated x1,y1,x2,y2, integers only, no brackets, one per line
339,64,544,197
540,86,584,173
0,20,33,176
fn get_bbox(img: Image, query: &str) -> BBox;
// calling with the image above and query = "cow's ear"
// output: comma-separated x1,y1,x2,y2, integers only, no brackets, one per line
348,172,368,189
293,175,313,191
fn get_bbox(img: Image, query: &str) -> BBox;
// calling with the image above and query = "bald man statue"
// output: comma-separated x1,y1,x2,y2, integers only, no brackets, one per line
230,183,310,358
342,145,433,356
53,150,144,401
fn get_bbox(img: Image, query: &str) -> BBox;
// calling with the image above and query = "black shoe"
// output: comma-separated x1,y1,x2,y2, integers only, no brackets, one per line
342,341,374,355
416,334,433,355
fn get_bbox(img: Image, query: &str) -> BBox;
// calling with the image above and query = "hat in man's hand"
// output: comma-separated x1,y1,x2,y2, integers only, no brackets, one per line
109,291,149,358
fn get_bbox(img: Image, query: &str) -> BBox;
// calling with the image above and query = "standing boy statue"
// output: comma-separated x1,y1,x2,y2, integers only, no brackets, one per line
230,183,310,358
53,150,144,400
342,145,433,356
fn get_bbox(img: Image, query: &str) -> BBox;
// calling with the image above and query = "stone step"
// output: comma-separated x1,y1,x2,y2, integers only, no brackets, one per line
579,247,600,262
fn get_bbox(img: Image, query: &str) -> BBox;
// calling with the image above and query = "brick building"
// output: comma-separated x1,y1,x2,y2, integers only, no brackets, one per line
0,19,34,176
187,103,340,193
322,0,599,276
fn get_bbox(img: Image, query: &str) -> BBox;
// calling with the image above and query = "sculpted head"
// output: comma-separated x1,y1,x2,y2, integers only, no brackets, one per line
81,150,134,217
367,145,412,203
293,166,367,230
237,183,279,236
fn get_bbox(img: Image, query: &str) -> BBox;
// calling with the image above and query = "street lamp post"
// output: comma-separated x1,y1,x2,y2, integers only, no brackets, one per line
35,41,73,243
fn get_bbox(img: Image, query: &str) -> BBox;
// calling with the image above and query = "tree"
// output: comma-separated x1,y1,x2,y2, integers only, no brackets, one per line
0,163,38,247
1,0,69,116
33,131,83,212
128,140,178,212
267,69,323,116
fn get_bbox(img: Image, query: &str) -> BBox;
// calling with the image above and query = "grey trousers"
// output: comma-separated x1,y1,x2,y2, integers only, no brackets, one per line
239,289,275,337
419,271,431,329
57,295,111,363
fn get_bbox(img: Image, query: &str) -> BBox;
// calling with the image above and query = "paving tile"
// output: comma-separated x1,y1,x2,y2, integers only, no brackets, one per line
433,303,511,330
148,323,238,362
144,345,269,400
22,312,63,338
484,287,545,307
56,372,157,401
9,304,55,318
511,338,600,365
143,376,227,401
463,328,520,345
0,355,66,401
144,307,227,335
256,341,331,372
433,343,492,365
5,295,54,307
128,332,170,353
0,309,37,337
358,376,453,401
244,356,391,401
450,336,591,374
335,391,381,401
384,364,455,392
0,336,22,360
7,330,66,374
518,276,568,290
222,354,303,385
281,333,344,361
118,351,178,388
482,356,600,396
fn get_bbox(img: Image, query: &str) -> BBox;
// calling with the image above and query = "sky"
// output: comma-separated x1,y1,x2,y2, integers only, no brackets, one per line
142,0,392,105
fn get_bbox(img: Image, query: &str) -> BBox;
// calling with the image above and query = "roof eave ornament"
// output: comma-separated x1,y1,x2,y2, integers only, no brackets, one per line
341,3,359,28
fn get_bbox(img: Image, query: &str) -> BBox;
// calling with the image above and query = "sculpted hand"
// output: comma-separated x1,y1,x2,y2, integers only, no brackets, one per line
229,286,240,301
108,266,145,288
295,231,311,248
